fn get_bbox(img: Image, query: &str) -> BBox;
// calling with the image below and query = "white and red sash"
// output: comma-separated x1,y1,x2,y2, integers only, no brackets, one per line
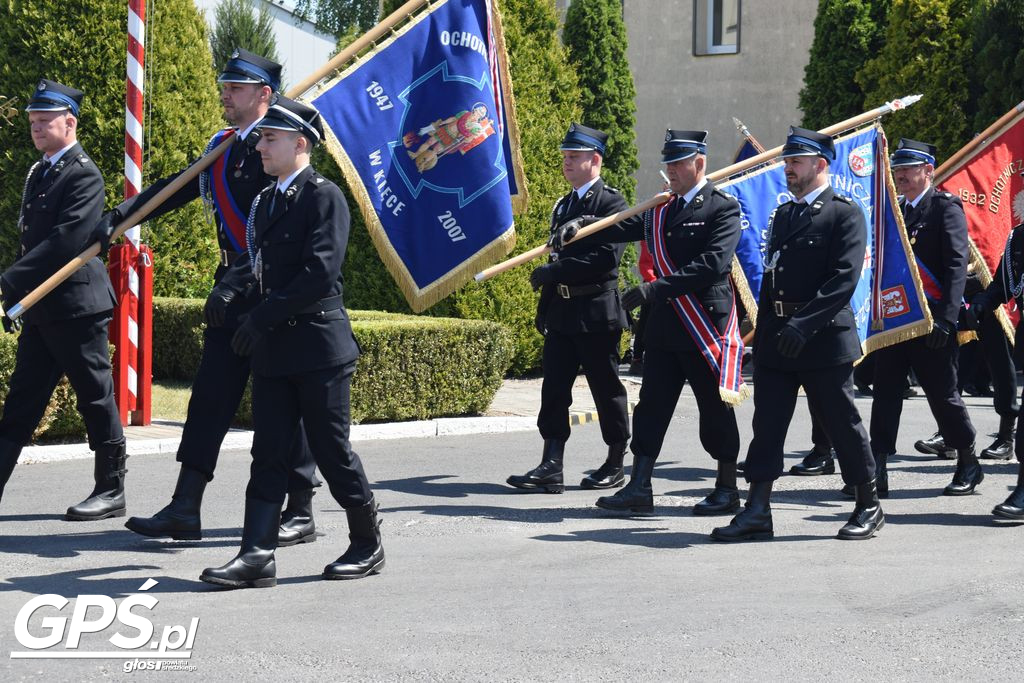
647,196,750,405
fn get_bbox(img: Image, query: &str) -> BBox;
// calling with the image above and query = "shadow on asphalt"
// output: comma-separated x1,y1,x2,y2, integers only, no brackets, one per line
374,475,512,498
0,565,203,597
0,527,242,559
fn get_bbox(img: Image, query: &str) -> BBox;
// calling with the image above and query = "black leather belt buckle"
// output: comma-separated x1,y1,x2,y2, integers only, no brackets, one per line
220,249,231,267
557,284,571,299
774,301,786,317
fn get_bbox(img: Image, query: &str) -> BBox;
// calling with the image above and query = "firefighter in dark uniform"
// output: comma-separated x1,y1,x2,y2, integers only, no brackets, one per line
972,215,1024,520
565,130,745,515
93,50,321,544
506,123,632,493
0,80,126,519
201,98,382,588
866,139,980,498
712,127,882,542
915,264,1018,461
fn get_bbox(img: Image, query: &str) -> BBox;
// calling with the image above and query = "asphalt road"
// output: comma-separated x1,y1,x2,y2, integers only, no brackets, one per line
1,390,1022,681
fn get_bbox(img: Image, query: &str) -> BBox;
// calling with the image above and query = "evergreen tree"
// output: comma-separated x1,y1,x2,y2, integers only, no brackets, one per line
799,0,890,130
209,0,280,73
0,0,223,297
562,0,638,204
294,0,380,38
856,0,973,160
968,0,1024,133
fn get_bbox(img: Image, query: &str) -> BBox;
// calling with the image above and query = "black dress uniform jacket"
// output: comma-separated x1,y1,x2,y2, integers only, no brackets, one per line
605,181,741,350
116,131,268,306
538,178,629,333
984,224,1024,362
755,187,865,370
221,167,360,377
3,143,115,325
901,186,969,328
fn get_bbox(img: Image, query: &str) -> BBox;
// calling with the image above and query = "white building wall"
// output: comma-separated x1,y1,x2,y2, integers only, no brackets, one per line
194,0,337,89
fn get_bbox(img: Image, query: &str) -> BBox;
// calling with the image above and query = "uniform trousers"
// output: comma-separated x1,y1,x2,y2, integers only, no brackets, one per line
809,407,831,452
0,313,122,450
977,313,1018,417
870,336,976,454
248,361,372,508
630,346,739,463
538,329,629,445
177,324,318,490
744,362,873,485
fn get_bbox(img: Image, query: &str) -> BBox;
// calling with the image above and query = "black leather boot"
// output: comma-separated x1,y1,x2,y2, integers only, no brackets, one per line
874,451,889,498
944,445,984,495
981,415,1015,460
789,447,836,476
278,489,317,546
66,442,127,521
507,440,565,493
323,498,385,580
580,441,627,489
595,453,655,513
711,481,774,542
992,464,1024,520
201,498,279,588
837,480,885,540
914,431,956,459
0,437,23,504
693,460,740,516
125,466,207,540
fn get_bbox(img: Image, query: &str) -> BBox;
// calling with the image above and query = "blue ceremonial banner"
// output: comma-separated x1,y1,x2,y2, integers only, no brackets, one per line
310,0,526,312
721,125,932,353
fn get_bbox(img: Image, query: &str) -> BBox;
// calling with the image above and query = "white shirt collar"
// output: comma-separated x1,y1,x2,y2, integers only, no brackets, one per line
796,181,830,206
907,184,932,209
682,177,708,205
574,176,600,199
277,164,310,194
237,119,260,141
44,140,78,166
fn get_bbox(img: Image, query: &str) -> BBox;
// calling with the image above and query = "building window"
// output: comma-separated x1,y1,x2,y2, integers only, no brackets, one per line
694,0,740,55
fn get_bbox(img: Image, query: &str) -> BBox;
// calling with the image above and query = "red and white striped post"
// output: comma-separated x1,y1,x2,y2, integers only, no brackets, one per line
110,0,152,426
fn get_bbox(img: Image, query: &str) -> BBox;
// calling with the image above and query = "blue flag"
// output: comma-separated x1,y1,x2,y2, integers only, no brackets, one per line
733,139,760,163
311,0,526,312
721,125,932,353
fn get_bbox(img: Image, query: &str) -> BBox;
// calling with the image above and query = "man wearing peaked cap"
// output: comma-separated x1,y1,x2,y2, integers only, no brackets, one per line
561,128,746,517
0,80,126,519
713,125,883,542
505,122,633,494
93,49,323,548
201,97,383,588
866,137,981,498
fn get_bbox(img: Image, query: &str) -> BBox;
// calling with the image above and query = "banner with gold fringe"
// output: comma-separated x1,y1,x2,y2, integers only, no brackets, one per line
308,0,527,312
720,124,932,355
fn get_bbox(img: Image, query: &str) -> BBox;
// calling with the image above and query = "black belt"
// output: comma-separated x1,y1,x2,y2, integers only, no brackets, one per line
295,295,344,316
554,281,616,299
772,300,808,317
220,249,242,267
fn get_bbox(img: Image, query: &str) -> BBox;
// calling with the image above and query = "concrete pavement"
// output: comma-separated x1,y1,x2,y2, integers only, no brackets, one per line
1,384,1022,681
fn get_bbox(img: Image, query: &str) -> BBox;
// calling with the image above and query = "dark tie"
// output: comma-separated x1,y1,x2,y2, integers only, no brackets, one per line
269,189,286,216
31,160,52,191
564,191,578,216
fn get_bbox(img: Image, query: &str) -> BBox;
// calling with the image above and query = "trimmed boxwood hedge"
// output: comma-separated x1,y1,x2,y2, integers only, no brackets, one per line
151,297,514,424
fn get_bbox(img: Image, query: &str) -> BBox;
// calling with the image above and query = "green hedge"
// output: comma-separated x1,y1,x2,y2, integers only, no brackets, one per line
152,297,514,424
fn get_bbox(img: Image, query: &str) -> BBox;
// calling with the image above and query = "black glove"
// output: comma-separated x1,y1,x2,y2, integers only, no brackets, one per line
530,264,555,291
969,293,991,322
621,282,653,311
776,325,806,359
230,315,262,356
547,215,596,252
2,314,21,334
925,320,952,350
0,275,19,333
204,287,237,328
92,209,122,257
534,310,545,335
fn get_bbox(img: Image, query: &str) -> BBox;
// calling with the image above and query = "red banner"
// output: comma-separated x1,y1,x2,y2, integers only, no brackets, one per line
937,110,1024,328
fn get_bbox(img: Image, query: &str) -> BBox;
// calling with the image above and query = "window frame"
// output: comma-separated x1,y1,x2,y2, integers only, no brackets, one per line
693,0,741,56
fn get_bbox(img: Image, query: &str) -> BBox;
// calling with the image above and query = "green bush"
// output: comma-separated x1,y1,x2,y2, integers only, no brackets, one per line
856,0,973,160
799,0,891,130
151,297,514,424
968,0,1024,133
